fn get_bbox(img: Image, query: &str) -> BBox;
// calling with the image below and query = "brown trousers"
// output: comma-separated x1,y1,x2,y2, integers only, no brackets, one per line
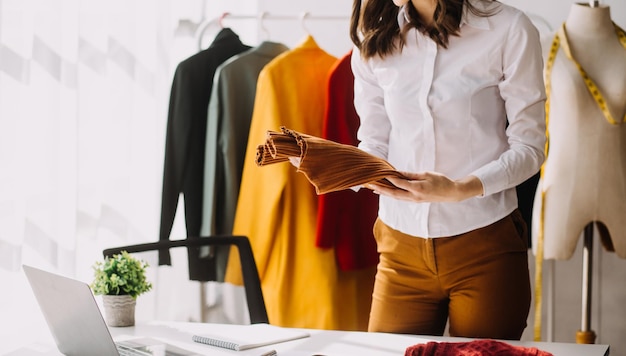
368,210,531,340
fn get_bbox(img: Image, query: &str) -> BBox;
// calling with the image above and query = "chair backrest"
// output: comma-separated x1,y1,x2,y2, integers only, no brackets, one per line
102,235,269,324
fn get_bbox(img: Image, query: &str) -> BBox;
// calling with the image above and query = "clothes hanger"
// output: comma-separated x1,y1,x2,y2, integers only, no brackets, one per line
300,12,311,35
195,12,228,50
258,12,270,41
218,12,229,28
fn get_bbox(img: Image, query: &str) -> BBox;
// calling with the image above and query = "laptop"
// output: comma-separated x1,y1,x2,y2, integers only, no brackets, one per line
23,264,200,356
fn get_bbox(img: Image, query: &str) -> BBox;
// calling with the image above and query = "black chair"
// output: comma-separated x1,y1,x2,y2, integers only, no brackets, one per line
102,235,268,324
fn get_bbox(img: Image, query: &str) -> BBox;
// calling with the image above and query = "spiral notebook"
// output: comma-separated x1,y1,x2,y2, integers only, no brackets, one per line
191,323,310,351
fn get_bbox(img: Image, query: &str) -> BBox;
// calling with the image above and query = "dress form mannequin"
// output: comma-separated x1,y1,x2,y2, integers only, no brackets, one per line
532,3,626,261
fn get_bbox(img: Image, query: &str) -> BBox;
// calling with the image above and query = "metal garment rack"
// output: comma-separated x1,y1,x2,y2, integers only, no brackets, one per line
195,12,350,50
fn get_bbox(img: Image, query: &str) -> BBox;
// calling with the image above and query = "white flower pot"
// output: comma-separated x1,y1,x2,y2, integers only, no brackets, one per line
102,295,136,327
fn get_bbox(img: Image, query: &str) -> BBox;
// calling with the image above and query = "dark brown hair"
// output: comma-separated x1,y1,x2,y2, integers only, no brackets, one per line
350,0,497,59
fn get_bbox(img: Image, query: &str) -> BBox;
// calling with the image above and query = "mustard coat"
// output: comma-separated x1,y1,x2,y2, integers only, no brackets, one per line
225,36,375,330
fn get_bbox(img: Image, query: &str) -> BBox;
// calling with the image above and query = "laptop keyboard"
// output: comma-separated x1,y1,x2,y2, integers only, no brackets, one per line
116,344,154,356
116,342,194,356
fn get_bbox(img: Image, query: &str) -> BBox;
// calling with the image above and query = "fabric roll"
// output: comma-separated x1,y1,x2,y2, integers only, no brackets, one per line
256,126,407,194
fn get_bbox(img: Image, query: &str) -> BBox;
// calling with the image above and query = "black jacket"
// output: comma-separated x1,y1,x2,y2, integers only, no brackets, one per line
158,28,250,280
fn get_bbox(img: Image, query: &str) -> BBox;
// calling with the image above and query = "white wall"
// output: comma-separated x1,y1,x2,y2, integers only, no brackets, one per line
503,0,625,33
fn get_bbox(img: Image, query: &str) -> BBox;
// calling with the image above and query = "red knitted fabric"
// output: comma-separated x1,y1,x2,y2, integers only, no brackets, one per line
405,340,554,356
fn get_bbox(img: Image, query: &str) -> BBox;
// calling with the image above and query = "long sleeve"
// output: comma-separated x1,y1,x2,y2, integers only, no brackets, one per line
201,42,289,238
157,28,250,281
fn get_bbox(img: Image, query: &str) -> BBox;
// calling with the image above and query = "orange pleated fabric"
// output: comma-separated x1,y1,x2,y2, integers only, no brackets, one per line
256,126,407,194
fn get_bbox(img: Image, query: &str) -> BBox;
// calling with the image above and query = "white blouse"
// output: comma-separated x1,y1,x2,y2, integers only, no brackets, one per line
351,0,546,238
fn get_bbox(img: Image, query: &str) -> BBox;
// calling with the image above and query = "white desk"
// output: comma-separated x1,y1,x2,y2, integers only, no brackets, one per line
4,321,610,356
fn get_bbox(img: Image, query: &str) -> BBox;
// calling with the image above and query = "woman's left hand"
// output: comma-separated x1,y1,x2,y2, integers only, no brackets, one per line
366,171,484,203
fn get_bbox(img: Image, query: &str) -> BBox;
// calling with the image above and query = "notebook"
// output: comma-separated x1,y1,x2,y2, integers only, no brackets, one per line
192,323,310,351
22,264,200,356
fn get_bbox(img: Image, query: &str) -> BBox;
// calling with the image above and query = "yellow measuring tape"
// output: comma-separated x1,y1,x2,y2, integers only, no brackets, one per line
534,22,626,341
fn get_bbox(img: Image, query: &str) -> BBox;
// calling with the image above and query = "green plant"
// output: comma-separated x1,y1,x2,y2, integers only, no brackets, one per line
90,251,153,299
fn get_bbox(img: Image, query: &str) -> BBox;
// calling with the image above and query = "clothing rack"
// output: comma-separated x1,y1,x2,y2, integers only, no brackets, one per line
195,12,349,49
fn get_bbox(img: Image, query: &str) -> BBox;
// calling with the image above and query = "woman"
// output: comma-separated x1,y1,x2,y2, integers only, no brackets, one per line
350,0,546,339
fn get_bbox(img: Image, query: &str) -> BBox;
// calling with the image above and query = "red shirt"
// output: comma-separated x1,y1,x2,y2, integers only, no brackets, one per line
316,51,379,271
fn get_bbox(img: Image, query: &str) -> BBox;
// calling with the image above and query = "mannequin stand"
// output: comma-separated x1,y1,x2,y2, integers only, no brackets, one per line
576,223,597,344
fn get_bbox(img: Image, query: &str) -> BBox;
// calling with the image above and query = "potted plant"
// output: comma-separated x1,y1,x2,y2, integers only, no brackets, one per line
90,250,153,327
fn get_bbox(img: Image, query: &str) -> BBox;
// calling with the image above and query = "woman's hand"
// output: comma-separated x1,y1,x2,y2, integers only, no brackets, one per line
366,171,484,203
